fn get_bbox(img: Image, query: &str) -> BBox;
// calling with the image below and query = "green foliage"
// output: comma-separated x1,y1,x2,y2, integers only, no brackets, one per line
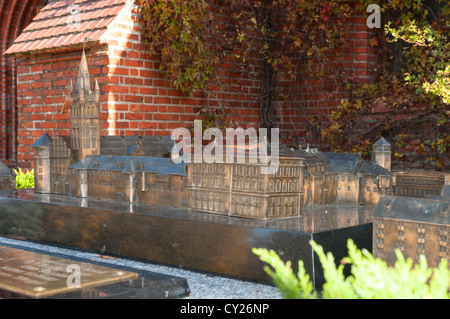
139,0,355,128
196,107,236,132
321,0,450,170
252,247,316,299
13,168,34,189
253,239,450,299
138,0,449,168
138,0,216,94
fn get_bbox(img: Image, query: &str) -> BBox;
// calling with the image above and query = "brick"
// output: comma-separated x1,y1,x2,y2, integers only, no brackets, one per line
125,113,144,120
141,105,158,112
154,113,172,121
30,65,45,72
154,97,171,104
5,3,380,168
124,59,144,68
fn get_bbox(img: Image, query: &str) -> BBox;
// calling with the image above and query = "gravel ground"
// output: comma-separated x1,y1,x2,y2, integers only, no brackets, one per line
0,236,281,299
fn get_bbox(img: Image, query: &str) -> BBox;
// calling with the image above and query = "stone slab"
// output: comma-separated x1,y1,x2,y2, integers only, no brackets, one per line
0,244,190,299
0,190,373,290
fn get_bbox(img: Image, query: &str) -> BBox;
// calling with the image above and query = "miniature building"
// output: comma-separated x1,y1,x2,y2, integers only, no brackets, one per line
186,140,393,219
371,137,391,172
33,50,448,221
32,133,53,194
0,161,15,191
276,139,393,207
187,156,304,219
49,136,71,195
393,170,449,198
69,50,101,163
33,50,187,208
373,191,449,268
65,155,187,207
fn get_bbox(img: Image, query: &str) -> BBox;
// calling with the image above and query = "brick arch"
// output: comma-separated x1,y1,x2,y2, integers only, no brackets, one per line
0,0,42,166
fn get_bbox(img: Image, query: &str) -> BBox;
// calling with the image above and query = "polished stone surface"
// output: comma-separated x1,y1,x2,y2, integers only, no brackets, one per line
0,237,280,299
0,189,373,233
0,190,373,289
0,245,136,298
0,244,190,299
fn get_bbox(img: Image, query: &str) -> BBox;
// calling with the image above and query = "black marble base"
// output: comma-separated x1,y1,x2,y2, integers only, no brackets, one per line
0,244,190,299
0,190,373,290
1,274,190,299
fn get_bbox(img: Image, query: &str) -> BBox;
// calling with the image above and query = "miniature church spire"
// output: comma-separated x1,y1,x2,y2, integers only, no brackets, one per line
70,49,101,162
76,49,91,92
94,78,100,103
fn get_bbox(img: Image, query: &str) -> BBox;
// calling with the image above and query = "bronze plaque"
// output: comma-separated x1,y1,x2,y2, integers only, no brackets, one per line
0,245,138,298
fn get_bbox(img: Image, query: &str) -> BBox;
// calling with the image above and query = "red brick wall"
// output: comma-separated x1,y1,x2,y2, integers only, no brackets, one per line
275,8,378,146
14,6,263,168
12,2,377,168
0,0,42,166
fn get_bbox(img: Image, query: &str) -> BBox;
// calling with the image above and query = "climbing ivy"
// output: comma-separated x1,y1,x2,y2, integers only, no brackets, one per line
138,0,353,130
138,0,449,169
139,0,217,93
321,0,449,170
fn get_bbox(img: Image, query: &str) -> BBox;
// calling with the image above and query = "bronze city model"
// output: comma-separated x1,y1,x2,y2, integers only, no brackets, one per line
31,51,447,221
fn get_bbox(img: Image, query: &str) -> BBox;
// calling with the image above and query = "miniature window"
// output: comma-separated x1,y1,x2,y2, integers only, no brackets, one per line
347,176,351,182
367,186,370,192
373,187,377,192
347,186,351,191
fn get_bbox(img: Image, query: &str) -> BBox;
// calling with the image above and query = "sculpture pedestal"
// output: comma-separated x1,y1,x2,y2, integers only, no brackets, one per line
0,190,373,290
0,244,190,299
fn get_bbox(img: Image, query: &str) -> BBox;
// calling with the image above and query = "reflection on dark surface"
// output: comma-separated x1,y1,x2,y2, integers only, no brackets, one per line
1,189,373,234
0,189,373,286
0,245,138,298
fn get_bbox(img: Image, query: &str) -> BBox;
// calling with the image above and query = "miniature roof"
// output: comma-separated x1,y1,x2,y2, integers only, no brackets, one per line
0,161,12,176
278,145,325,166
356,162,390,176
373,196,449,225
5,0,128,55
100,136,173,157
32,133,53,148
123,159,140,173
73,157,94,169
373,137,390,146
70,155,187,176
76,49,91,91
317,152,359,174
126,143,145,156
